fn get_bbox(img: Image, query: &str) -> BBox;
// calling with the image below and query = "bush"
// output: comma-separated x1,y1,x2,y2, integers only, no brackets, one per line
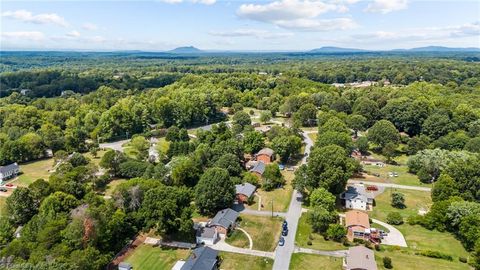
383,257,393,269
459,257,467,263
391,192,406,209
386,212,404,225
326,224,346,242
307,241,312,246
415,250,453,261
118,160,150,178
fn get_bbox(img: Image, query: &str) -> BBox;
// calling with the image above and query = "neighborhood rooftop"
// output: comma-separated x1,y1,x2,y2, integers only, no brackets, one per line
181,246,218,270
257,148,274,156
249,161,265,175
344,184,374,199
345,210,370,229
209,208,239,229
0,163,19,174
235,183,256,198
345,246,378,270
195,226,217,239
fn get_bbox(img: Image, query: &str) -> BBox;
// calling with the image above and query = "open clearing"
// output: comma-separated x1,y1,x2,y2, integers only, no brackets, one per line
370,188,432,221
289,253,342,270
14,158,54,186
375,248,470,270
295,214,347,251
220,252,273,270
124,244,190,269
238,215,283,252
248,170,294,213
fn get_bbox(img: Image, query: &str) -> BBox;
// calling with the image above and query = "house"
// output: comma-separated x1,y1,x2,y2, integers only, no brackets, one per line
118,262,132,270
249,161,266,178
341,184,374,211
345,210,370,242
13,226,23,239
208,208,239,235
235,183,256,203
20,89,31,95
180,246,219,270
255,148,274,164
0,163,20,182
343,246,377,270
196,226,219,245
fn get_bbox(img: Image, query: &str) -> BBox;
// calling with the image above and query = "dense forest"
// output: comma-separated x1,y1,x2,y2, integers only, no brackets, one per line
0,52,479,269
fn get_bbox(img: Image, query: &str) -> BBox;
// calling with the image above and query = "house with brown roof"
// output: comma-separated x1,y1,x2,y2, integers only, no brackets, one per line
255,148,274,164
343,246,377,270
345,210,370,242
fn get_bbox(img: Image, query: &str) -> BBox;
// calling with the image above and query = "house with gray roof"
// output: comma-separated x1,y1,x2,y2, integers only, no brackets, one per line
0,163,20,183
180,247,219,270
340,184,374,211
208,208,239,235
196,226,219,245
249,161,265,178
235,182,257,203
343,246,377,270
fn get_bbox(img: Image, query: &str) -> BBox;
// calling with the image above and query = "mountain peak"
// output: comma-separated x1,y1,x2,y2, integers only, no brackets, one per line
168,46,203,53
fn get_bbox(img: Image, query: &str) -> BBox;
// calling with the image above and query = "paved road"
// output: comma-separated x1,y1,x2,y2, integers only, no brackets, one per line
348,179,431,192
99,139,130,152
272,131,313,270
294,247,348,257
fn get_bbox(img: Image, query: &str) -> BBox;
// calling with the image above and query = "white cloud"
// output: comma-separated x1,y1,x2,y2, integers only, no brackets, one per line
66,30,81,37
191,0,216,5
237,0,356,31
82,23,98,31
365,0,408,14
1,10,69,27
210,29,293,39
1,31,45,41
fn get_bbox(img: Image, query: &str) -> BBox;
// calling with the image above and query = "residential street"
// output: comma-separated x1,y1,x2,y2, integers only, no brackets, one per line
272,131,313,270
348,179,431,192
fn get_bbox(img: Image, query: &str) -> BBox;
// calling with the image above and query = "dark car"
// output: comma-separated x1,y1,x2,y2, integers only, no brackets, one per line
279,237,285,246
0,187,7,192
282,220,288,228
282,228,288,236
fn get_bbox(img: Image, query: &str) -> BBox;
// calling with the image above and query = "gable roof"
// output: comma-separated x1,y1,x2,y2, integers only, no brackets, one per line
345,246,377,270
342,185,374,201
345,210,370,229
257,148,274,157
196,226,217,239
181,247,218,270
249,161,265,175
0,163,19,175
235,183,257,198
209,208,239,229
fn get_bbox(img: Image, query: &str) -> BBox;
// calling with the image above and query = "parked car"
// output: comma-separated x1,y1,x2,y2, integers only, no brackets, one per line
279,237,285,246
282,228,288,236
0,187,8,192
393,172,399,177
388,172,394,177
282,220,288,229
5,183,14,187
366,185,378,191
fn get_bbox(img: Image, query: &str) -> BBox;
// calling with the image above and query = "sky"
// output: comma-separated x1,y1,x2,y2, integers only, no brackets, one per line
1,0,479,51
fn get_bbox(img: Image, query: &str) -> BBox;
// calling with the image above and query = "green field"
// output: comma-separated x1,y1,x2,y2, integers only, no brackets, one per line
83,149,107,167
375,248,470,270
220,252,273,270
238,215,283,251
370,188,432,221
289,253,343,270
248,170,294,213
124,244,190,269
226,229,250,249
15,158,54,186
295,214,347,251
0,197,6,216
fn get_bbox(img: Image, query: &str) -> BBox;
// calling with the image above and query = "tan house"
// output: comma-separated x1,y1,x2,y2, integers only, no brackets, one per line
255,148,274,164
343,246,377,270
345,210,370,242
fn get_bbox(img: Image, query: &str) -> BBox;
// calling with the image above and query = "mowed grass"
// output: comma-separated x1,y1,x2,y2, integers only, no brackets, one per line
104,179,127,197
15,158,54,186
226,229,250,249
295,214,347,251
370,188,432,221
238,215,283,251
307,132,317,142
289,253,343,270
375,248,470,270
124,244,190,270
83,149,106,167
220,252,273,270
248,170,294,213
0,197,6,216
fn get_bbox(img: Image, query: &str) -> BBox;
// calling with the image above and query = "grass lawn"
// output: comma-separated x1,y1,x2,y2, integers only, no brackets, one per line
307,132,317,142
370,188,432,221
15,158,54,186
124,244,190,270
104,178,127,197
375,248,470,270
83,149,106,167
0,197,6,216
358,154,431,187
238,215,283,252
155,137,170,155
248,170,294,213
226,229,250,249
289,253,342,270
220,252,273,270
295,214,347,251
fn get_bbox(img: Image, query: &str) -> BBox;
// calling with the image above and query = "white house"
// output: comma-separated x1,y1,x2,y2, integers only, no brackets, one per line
0,163,20,183
340,184,374,211
196,226,219,245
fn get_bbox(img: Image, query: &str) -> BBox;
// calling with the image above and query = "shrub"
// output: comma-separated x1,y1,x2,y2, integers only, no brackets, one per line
386,212,404,225
391,192,406,209
307,241,312,246
326,224,347,242
415,250,453,261
459,257,467,263
383,257,393,269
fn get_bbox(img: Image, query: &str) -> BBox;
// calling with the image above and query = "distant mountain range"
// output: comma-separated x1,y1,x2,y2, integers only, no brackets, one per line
308,46,367,53
168,46,203,54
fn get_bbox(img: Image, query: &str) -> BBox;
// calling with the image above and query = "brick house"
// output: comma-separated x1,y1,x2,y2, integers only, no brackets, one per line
207,208,239,236
345,210,370,242
235,183,257,203
255,148,274,164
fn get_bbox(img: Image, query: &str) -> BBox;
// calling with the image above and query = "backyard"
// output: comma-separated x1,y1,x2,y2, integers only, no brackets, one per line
220,252,273,270
14,158,54,186
295,214,347,251
237,215,283,251
375,248,470,270
289,253,343,270
123,244,190,270
248,170,294,213
370,188,432,221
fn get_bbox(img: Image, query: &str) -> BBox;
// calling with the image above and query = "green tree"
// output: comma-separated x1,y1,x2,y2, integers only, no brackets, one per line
326,223,346,242
262,163,284,191
382,142,399,164
431,174,459,202
233,111,251,130
195,168,235,215
99,150,126,175
368,120,399,148
214,153,243,177
242,131,265,154
383,257,393,269
293,103,317,127
356,136,369,154
353,98,380,127
271,135,302,163
308,206,337,233
259,111,273,124
6,187,37,225
391,192,406,209
386,212,403,225
130,136,150,160
309,187,336,211
346,114,367,138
